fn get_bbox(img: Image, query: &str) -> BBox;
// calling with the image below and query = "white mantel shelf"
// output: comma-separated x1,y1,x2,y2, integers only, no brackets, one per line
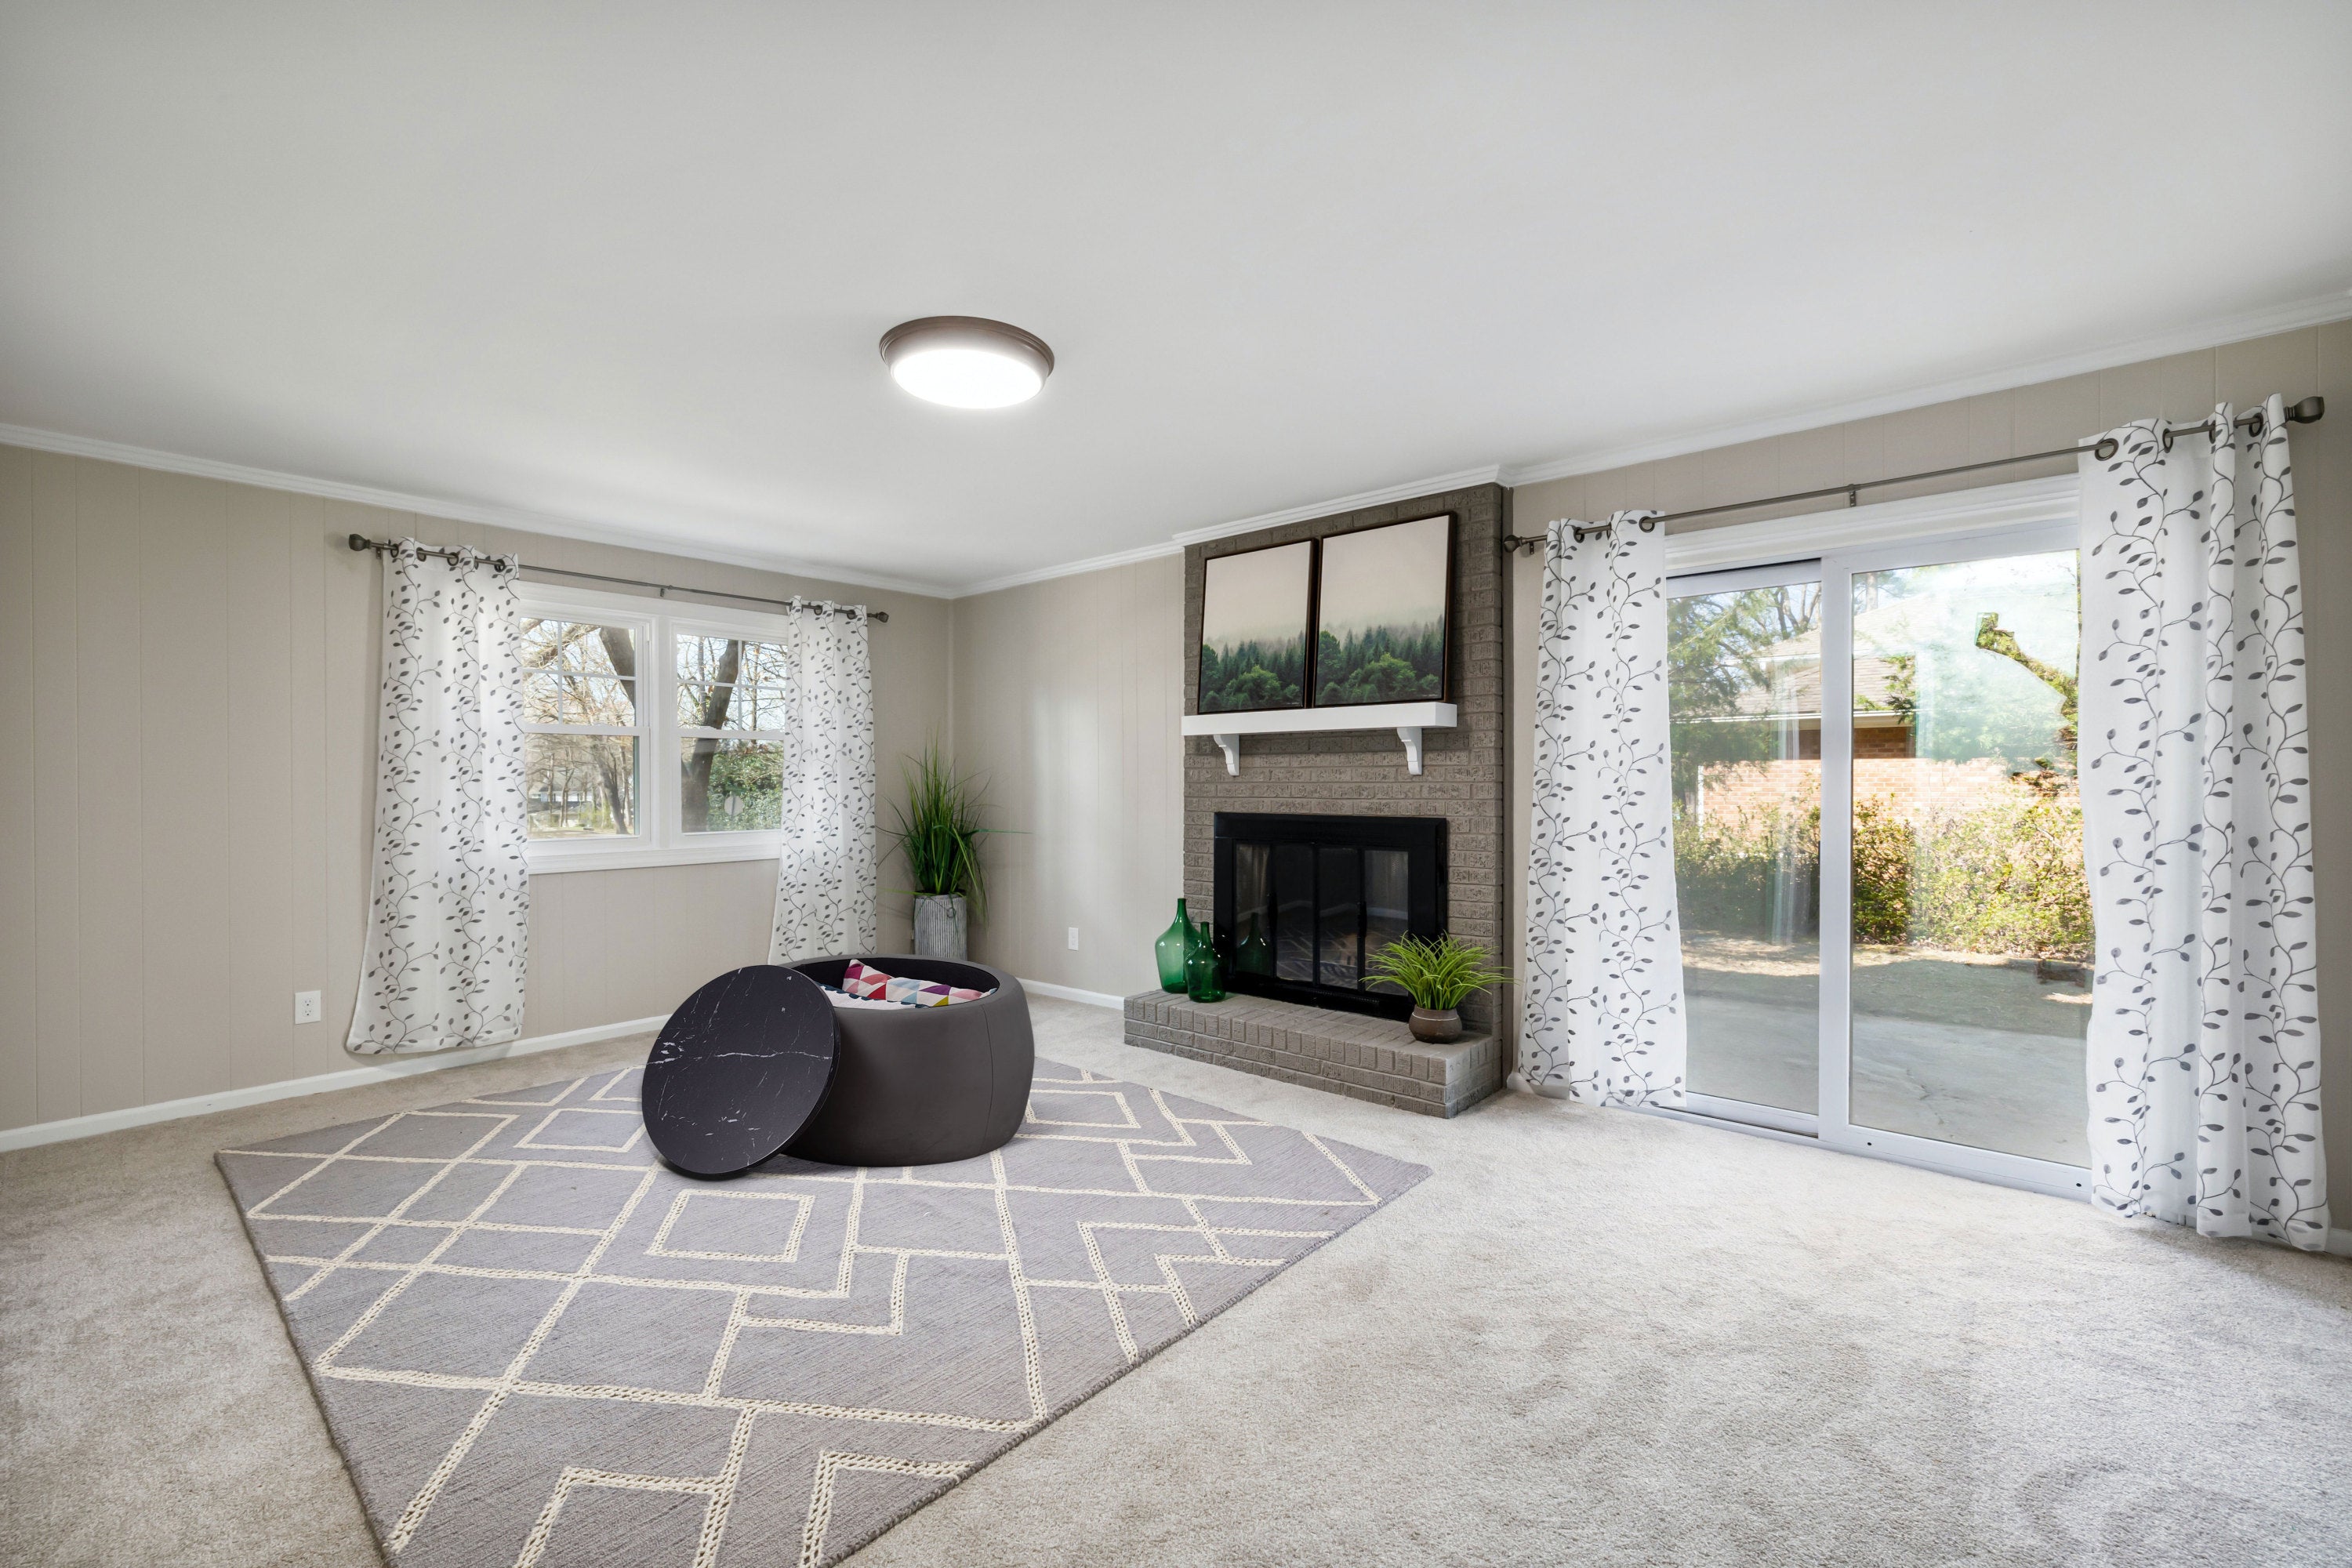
1180,701,1457,776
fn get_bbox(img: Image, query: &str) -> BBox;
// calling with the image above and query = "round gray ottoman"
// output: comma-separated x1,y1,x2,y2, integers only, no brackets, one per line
782,956,1033,1167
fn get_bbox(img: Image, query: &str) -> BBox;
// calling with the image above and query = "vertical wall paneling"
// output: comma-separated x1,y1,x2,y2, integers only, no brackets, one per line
0,447,35,1127
74,459,146,1113
29,453,82,1123
227,485,296,1089
524,868,569,1036
140,470,233,1102
2009,371,2103,453
952,554,1184,999
285,495,333,1077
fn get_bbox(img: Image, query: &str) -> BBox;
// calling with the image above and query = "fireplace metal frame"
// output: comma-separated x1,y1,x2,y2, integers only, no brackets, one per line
1210,811,1448,1020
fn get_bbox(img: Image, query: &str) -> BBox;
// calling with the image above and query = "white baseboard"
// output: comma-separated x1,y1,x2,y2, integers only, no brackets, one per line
1019,979,1127,1011
0,1014,670,1154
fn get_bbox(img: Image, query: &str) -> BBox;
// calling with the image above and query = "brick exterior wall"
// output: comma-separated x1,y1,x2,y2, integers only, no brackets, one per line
1693,757,2069,826
1181,483,1510,1034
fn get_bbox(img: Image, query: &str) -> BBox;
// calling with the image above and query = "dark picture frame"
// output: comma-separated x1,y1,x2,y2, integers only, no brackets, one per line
1196,537,1316,713
1308,513,1454,707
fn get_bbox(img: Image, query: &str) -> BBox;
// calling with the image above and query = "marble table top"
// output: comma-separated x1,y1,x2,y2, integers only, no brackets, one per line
641,965,839,1178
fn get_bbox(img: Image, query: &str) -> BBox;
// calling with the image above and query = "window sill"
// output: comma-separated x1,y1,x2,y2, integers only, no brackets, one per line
526,837,781,876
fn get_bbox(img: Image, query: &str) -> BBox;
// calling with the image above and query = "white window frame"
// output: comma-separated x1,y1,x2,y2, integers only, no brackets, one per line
517,582,804,874
1639,471,2093,1202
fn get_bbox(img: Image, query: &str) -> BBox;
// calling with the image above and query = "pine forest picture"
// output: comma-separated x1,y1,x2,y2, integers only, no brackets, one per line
1312,514,1450,706
1198,539,1314,713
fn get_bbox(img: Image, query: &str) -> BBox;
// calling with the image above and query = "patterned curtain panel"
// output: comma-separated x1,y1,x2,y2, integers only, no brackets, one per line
349,541,529,1054
769,601,880,962
1521,511,1687,1106
2078,397,2327,1249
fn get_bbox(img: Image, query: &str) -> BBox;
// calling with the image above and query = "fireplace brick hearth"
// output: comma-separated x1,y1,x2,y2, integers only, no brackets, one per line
1123,989,1504,1118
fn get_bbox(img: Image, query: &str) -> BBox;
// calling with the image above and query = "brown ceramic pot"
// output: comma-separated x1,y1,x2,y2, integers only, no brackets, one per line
1408,1006,1462,1044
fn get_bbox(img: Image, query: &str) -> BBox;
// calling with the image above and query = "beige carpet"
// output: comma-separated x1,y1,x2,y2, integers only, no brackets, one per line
5,996,2351,1567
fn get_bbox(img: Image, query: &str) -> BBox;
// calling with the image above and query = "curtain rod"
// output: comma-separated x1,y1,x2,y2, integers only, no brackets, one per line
1499,395,2325,552
343,534,888,622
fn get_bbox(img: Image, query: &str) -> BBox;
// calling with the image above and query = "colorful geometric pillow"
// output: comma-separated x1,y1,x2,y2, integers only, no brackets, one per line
842,959,894,1000
840,958,986,1007
821,985,902,1011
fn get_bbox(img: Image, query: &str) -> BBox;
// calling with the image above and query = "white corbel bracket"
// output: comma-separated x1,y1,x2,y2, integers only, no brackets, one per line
1213,733,1241,776
1398,726,1425,775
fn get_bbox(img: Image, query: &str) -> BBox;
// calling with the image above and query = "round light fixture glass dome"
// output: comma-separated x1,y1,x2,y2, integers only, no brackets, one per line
880,317,1054,409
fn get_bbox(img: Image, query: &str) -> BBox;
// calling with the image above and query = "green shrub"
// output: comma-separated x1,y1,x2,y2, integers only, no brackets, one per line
1672,789,2090,961
1849,798,1914,946
1904,793,2091,960
1674,801,1820,938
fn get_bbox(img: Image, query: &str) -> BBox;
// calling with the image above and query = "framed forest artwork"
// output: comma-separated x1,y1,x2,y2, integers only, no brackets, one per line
1197,539,1314,713
1311,514,1453,706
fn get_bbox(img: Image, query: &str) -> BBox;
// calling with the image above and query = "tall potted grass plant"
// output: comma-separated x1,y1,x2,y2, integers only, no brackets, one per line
886,743,1002,960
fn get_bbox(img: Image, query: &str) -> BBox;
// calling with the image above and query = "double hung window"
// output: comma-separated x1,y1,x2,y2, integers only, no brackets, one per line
516,583,801,871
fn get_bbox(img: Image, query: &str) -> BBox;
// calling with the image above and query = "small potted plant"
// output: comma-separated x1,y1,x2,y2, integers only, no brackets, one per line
1365,934,1510,1044
885,742,1003,960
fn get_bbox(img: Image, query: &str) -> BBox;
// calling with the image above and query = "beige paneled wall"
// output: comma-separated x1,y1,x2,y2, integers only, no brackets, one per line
949,554,1184,1000
0,443,953,1133
1508,320,2352,1216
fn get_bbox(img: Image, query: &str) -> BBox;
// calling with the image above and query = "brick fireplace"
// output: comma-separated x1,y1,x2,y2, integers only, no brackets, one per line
1123,480,1512,1117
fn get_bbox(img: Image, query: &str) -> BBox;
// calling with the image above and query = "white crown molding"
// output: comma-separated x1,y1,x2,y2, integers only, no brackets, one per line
1170,464,1502,546
1657,472,2081,575
0,1014,668,1152
959,537,1185,597
11,289,2344,605
0,422,952,601
1499,289,2352,488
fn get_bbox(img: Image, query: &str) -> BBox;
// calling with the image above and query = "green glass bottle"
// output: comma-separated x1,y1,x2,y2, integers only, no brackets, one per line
1185,920,1227,1003
1155,899,1192,993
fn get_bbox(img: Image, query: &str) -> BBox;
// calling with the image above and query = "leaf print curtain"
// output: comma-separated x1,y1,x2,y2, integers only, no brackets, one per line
350,541,530,1054
1521,511,1687,1106
2079,397,2326,1248
769,601,880,962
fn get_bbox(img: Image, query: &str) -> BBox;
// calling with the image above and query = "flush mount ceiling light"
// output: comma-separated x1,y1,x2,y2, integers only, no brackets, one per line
879,316,1054,409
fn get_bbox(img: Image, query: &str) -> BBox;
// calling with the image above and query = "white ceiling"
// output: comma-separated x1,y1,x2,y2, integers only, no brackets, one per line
5,3,2350,595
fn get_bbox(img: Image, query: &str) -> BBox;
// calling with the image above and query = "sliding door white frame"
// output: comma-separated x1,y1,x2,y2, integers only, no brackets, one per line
1654,479,2092,1202
1815,519,2089,1201
1667,556,1831,1142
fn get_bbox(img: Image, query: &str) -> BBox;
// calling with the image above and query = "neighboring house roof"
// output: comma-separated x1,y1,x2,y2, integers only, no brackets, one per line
1711,609,1915,722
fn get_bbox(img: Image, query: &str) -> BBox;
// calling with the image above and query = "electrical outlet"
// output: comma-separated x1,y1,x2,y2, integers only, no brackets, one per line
1067,927,1080,951
293,989,322,1025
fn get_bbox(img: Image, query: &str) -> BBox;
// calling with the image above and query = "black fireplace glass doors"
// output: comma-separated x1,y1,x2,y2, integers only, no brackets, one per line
1317,846,1361,988
1365,848,1410,966
1211,813,1446,1019
1272,843,1312,982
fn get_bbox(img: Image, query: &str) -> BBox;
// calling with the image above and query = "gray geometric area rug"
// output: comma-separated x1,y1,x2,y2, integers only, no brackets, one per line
216,1058,1428,1568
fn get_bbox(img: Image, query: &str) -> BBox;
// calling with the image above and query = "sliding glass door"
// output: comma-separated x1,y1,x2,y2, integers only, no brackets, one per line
1668,523,2092,1195
1668,562,1824,1131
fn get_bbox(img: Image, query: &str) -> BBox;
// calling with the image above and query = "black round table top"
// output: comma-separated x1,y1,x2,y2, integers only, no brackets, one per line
641,965,840,1178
